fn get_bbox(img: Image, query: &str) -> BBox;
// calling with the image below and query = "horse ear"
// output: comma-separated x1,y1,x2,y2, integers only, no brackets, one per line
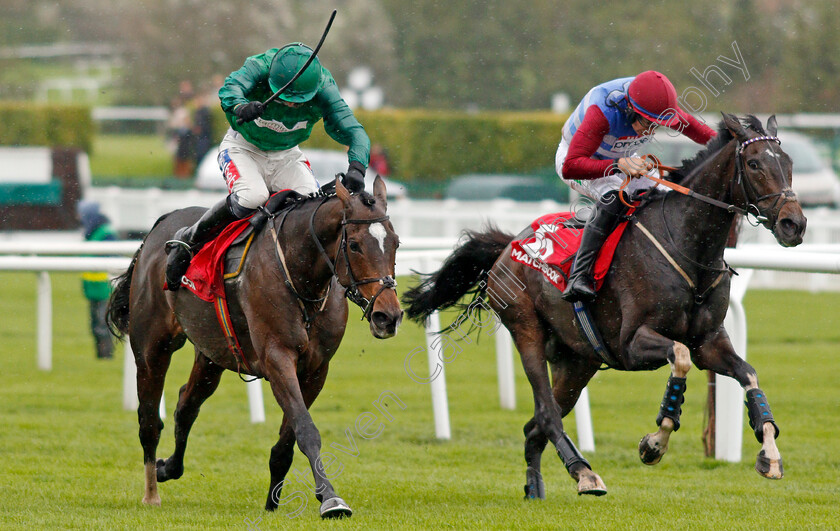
721,112,749,141
766,114,778,136
335,177,352,208
372,175,388,209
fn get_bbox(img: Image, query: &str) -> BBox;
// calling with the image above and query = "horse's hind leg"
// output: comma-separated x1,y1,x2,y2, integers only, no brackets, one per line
265,418,296,511
135,336,182,506
156,350,224,483
523,417,548,499
624,325,692,465
692,328,783,479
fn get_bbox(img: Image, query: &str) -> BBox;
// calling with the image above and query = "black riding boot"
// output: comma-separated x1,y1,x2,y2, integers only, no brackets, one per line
561,190,630,303
165,197,238,290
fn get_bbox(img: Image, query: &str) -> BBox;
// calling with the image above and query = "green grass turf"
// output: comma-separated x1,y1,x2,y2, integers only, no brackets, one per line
1,273,838,529
89,134,174,182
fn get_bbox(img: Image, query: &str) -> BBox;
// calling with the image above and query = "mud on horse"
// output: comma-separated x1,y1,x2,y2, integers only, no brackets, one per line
107,177,402,517
403,114,805,499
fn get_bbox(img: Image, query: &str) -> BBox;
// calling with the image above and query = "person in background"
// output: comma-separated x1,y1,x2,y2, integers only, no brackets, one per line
167,95,196,178
192,83,217,167
369,143,391,177
77,200,117,359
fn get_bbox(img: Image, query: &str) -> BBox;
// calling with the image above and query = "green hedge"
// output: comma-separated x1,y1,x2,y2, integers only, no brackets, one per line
210,107,569,185
303,109,569,183
0,102,93,153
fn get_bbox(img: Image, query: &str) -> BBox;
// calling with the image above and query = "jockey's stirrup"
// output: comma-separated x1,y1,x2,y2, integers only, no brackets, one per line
561,191,629,303
164,197,238,291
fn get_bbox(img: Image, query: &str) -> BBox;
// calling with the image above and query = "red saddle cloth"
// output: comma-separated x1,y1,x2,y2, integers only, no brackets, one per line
181,218,252,302
509,212,631,292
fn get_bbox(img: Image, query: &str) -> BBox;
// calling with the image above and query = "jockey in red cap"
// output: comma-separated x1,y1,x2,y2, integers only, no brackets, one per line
555,71,716,303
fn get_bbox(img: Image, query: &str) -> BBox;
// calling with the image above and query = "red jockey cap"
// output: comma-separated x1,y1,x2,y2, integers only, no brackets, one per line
627,71,686,127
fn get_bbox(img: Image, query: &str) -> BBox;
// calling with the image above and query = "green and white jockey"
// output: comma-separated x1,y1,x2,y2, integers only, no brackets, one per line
165,43,371,291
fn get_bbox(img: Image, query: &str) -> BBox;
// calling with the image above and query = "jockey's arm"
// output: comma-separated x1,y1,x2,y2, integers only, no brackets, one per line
562,106,621,180
676,112,717,145
218,52,272,113
316,76,371,168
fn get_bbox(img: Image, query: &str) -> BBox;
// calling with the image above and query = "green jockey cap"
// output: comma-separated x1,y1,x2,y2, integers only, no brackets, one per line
268,43,324,103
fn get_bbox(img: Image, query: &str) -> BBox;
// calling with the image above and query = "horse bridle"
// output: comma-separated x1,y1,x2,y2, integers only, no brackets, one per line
733,135,797,230
628,134,793,228
308,197,397,321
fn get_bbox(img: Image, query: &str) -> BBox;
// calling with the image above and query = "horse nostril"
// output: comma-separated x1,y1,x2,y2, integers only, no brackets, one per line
371,311,391,329
779,218,798,235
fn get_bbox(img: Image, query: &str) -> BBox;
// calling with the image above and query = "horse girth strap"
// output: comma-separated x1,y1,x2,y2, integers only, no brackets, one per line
634,220,728,305
213,296,259,382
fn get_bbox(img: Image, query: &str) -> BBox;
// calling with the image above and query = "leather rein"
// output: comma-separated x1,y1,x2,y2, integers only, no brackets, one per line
619,134,793,228
268,196,397,324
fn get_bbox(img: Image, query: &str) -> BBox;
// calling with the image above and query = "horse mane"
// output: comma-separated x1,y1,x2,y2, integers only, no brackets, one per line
669,114,765,183
285,187,378,211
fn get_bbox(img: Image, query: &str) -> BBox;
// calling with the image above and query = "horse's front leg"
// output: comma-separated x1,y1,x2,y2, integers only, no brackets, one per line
693,327,783,479
623,325,692,466
265,363,328,512
264,350,351,518
511,318,606,497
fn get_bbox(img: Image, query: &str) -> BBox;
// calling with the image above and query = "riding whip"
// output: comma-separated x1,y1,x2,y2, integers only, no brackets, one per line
236,9,337,124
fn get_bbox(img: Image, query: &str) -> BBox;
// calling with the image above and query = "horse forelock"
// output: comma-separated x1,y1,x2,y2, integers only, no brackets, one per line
742,114,766,135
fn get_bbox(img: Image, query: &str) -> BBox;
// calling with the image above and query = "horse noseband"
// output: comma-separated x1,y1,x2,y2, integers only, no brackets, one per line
345,275,398,321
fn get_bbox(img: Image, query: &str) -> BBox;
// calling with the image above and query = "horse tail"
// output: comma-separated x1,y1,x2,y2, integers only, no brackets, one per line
106,243,141,340
403,226,515,322
107,212,174,340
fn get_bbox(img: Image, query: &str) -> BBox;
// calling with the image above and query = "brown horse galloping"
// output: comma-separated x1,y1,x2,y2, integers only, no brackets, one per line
107,177,402,517
404,114,806,498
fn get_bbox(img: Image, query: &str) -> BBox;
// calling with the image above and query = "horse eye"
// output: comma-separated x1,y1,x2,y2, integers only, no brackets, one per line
747,160,759,170
348,241,362,253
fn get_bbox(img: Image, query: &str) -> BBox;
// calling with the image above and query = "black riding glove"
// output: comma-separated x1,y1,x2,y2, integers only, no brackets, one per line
342,160,367,193
234,101,265,123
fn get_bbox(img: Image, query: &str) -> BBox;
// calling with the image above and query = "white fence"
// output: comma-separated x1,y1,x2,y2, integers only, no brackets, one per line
87,187,840,290
2,239,840,463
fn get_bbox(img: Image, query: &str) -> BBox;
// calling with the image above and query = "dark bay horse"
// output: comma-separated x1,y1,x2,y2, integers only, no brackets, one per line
404,114,806,498
107,177,402,517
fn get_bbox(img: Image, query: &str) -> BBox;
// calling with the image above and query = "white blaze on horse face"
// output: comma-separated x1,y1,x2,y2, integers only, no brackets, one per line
369,222,387,253
764,148,780,159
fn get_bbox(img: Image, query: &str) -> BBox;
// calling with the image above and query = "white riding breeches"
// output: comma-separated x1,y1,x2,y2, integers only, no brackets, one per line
217,128,320,213
555,139,669,200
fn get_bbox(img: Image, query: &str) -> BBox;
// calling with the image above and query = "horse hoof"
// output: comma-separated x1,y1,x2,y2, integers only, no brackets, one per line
156,458,183,482
523,467,546,500
755,451,784,479
320,497,352,519
577,471,607,496
142,494,161,506
638,433,666,466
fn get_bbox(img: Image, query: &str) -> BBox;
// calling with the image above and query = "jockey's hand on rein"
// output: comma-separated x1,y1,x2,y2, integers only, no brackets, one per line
617,156,654,178
234,101,265,123
342,161,367,193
